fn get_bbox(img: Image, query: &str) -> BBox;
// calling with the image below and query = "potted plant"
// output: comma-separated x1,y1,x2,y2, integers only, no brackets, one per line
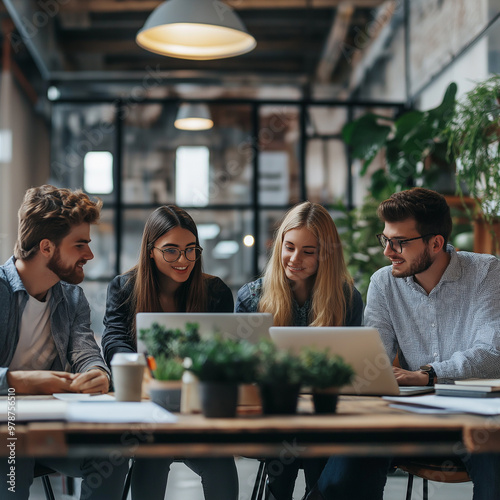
447,75,500,226
255,341,304,415
183,336,258,418
148,356,184,411
342,82,458,199
139,321,201,359
300,348,354,414
139,322,201,412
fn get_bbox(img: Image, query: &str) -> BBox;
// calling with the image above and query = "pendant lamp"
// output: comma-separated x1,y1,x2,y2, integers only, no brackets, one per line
174,103,214,131
136,0,256,60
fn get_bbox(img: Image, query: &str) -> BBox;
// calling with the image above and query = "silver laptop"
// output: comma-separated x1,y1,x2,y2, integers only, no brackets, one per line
269,326,433,396
136,312,273,351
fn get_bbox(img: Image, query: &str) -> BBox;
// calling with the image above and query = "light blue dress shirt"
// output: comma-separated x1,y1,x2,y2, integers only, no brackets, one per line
365,246,500,380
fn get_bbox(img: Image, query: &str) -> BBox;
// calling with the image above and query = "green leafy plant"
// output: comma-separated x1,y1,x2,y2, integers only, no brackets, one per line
153,355,184,381
255,340,303,386
342,82,458,199
334,197,387,301
300,348,354,390
139,322,201,359
183,336,258,383
448,75,500,222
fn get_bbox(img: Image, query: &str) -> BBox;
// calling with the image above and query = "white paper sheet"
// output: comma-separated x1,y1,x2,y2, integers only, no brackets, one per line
53,393,115,401
66,401,177,423
1,400,177,423
384,394,500,415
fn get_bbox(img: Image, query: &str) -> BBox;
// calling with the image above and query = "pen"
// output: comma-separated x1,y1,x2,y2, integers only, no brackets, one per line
147,355,157,378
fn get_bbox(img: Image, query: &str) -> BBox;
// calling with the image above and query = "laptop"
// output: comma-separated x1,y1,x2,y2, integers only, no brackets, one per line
269,326,433,396
136,312,273,351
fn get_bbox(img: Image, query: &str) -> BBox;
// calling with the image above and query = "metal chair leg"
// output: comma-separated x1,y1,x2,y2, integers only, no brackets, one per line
405,473,414,500
41,476,55,500
251,460,267,500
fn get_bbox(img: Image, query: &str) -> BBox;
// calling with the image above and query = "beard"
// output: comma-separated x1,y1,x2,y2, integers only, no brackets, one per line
47,247,85,284
392,246,433,278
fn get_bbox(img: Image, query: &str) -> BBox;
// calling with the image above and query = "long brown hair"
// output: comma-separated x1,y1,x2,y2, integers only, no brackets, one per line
129,205,206,323
259,201,353,326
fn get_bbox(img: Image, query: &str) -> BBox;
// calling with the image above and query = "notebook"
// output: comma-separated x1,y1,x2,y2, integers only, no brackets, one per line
269,326,433,396
136,312,273,351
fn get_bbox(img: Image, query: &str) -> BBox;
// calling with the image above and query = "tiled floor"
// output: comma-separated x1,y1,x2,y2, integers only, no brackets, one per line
30,457,474,499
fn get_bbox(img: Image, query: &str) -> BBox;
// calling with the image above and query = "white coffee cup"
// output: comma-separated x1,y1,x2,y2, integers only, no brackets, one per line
111,353,146,402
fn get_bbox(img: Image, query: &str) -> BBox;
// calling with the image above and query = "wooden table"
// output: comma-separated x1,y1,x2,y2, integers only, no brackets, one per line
2,396,498,459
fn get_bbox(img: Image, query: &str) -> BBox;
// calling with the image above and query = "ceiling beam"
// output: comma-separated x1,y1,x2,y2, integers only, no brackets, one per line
315,1,354,83
2,0,65,79
59,0,384,13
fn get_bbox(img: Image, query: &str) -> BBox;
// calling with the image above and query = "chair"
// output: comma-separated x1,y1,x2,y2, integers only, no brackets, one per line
395,458,471,500
33,464,56,500
250,459,267,500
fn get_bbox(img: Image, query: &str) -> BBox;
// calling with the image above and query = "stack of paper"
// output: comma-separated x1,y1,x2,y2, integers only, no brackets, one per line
0,400,177,423
384,394,500,415
435,379,500,398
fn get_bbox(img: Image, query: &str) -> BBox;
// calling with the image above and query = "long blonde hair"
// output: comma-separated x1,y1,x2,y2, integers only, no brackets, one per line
259,201,353,326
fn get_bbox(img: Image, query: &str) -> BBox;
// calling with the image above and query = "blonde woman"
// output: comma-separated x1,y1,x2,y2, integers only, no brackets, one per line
236,201,363,500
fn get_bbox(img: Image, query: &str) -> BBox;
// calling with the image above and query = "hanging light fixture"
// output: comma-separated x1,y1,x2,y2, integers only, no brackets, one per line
136,0,256,60
174,103,214,131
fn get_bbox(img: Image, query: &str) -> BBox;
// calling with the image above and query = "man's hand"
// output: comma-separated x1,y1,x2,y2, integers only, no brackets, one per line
70,369,110,394
393,366,429,386
7,370,76,394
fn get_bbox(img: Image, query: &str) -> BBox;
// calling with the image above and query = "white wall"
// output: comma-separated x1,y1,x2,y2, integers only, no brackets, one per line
0,71,50,263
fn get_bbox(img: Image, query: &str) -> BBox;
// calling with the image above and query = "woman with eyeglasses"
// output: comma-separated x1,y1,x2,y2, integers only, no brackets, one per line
102,205,237,500
236,201,363,500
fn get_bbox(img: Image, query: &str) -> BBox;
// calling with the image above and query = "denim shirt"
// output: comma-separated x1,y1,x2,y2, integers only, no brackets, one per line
0,256,109,394
235,278,363,327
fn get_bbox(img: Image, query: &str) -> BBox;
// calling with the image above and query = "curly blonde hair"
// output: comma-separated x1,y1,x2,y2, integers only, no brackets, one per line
14,184,102,260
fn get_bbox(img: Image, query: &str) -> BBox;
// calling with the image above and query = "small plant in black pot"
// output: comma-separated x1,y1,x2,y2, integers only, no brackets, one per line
300,348,355,414
255,341,304,415
183,336,258,418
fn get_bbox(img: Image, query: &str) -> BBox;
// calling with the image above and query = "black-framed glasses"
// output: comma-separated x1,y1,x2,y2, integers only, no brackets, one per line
153,246,203,263
376,234,435,254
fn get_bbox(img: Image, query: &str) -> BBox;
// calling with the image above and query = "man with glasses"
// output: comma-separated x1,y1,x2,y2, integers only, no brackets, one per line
305,188,500,500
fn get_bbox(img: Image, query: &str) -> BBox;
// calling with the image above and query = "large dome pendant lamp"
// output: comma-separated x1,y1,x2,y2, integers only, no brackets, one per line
136,0,256,60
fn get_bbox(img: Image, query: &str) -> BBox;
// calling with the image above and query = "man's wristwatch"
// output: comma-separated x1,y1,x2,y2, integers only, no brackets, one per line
420,364,437,386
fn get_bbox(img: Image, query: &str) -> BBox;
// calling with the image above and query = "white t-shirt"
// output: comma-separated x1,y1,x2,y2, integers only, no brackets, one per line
10,290,58,371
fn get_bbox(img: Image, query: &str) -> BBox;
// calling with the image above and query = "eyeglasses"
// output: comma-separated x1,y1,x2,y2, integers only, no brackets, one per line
153,246,203,263
376,234,435,254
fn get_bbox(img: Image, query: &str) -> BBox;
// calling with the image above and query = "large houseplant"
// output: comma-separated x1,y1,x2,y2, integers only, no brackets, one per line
447,75,500,224
342,82,458,199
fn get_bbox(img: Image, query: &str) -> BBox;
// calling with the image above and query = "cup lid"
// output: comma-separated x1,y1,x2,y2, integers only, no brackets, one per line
110,352,147,366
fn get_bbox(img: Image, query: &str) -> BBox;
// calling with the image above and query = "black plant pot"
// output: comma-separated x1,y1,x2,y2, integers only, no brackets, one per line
259,383,301,415
199,382,238,418
312,390,339,414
